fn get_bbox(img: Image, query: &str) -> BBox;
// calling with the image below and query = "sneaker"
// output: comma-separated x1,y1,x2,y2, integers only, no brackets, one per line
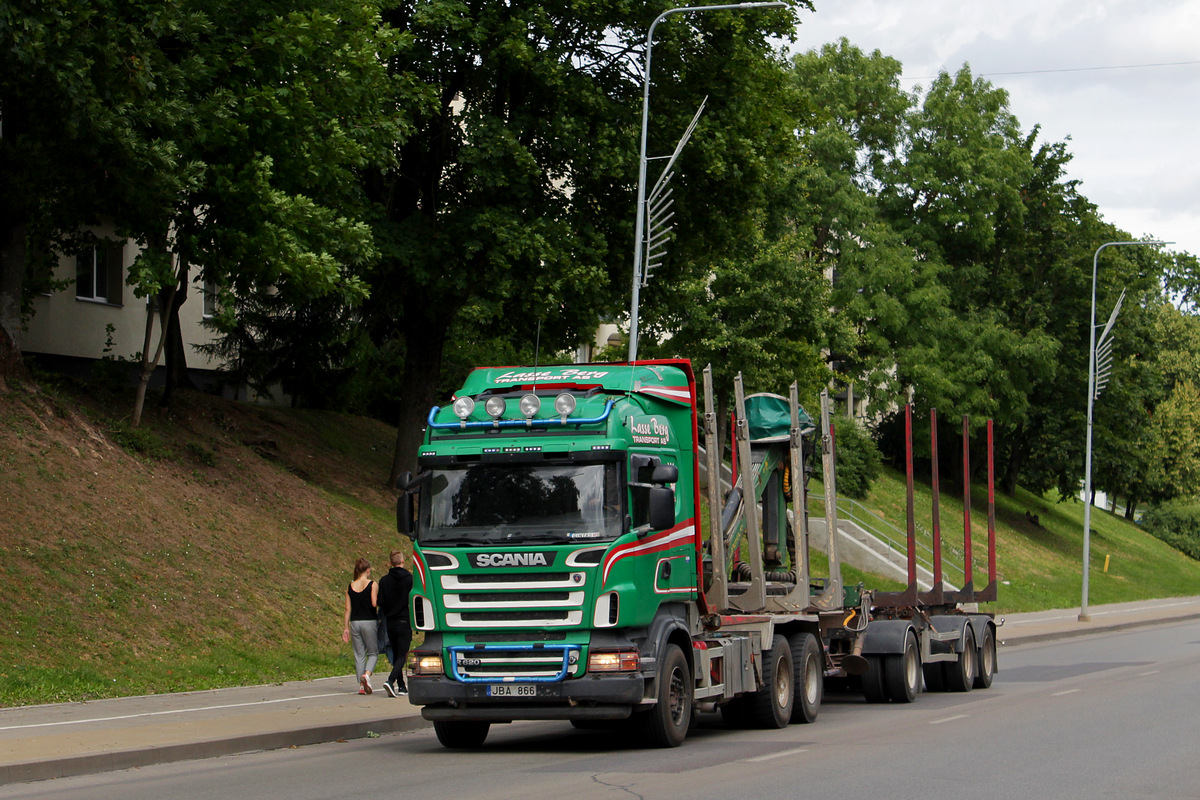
396,684,408,696
358,688,366,695
383,681,397,698
360,674,373,695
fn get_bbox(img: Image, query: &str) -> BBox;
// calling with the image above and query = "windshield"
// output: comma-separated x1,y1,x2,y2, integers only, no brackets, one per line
419,462,623,545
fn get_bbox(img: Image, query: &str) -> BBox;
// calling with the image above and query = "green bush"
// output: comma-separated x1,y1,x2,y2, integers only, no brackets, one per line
831,416,882,500
1142,500,1200,560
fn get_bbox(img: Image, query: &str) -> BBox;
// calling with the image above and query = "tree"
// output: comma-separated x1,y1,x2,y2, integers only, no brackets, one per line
0,0,177,387
122,0,409,425
363,1,801,483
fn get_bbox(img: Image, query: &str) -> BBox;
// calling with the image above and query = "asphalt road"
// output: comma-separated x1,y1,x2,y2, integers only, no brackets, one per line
6,620,1199,800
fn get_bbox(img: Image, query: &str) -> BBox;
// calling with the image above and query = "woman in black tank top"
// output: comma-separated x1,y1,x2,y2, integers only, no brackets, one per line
342,557,379,693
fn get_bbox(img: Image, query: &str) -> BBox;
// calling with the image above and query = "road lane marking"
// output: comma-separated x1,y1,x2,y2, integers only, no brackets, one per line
0,693,344,732
746,747,810,762
1052,689,1080,696
930,714,969,725
1139,670,1160,676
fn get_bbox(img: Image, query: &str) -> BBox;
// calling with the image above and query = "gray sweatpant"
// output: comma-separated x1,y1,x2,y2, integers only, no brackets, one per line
349,619,379,681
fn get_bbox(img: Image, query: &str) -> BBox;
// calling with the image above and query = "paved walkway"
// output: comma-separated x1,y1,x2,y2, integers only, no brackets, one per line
4,596,1200,786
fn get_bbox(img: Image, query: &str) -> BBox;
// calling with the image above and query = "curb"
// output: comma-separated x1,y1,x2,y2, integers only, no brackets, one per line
998,608,1200,647
0,713,431,786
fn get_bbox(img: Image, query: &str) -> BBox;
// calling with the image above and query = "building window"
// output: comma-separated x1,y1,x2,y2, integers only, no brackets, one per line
75,245,124,306
202,280,218,318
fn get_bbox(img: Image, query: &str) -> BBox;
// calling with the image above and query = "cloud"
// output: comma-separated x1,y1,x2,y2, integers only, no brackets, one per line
794,0,1200,254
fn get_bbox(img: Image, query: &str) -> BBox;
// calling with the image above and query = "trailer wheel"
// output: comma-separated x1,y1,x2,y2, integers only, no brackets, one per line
883,631,920,703
749,634,794,728
973,625,996,689
433,720,490,749
862,655,887,703
945,625,977,692
638,643,692,747
788,632,823,724
923,661,946,692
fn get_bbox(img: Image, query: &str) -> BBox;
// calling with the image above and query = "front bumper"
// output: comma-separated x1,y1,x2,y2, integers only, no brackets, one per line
410,673,647,722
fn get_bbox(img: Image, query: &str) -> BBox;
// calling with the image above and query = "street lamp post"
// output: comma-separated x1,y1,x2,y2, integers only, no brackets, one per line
626,1,786,363
1080,240,1170,621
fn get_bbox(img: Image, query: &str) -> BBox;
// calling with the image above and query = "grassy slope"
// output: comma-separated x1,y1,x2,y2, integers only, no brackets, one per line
3,376,1198,706
0,376,402,707
836,465,1200,614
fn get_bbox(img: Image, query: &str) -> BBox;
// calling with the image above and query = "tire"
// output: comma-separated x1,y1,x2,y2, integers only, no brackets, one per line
749,635,794,728
973,625,997,689
883,631,920,703
788,631,823,724
944,625,977,692
862,655,887,703
923,661,947,692
433,720,490,749
638,643,692,747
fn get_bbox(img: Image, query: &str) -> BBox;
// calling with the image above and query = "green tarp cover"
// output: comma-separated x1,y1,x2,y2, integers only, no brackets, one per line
745,393,815,442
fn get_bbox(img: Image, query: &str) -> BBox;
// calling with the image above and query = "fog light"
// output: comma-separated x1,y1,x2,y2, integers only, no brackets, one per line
519,394,541,419
484,396,506,419
452,396,475,420
554,393,576,420
413,652,444,676
587,650,639,673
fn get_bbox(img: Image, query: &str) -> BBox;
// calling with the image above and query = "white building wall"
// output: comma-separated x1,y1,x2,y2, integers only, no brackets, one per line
22,229,220,370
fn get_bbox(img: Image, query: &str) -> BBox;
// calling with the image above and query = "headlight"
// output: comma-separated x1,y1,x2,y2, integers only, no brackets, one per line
484,396,506,419
452,396,475,419
412,652,444,676
519,394,541,419
554,393,576,419
587,650,639,673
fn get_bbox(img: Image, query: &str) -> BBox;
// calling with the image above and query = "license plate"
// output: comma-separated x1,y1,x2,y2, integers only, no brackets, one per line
486,683,539,698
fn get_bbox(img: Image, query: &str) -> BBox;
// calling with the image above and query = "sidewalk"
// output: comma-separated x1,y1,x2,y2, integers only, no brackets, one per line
4,596,1200,786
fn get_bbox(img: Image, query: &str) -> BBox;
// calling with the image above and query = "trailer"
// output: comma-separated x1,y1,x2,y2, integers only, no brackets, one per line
397,360,997,748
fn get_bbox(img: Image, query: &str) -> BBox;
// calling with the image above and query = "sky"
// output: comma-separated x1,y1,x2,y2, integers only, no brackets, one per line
790,0,1200,256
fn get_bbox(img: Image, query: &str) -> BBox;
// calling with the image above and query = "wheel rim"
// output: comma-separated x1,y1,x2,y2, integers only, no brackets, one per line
905,641,919,692
963,638,976,679
668,666,686,726
981,635,995,676
775,655,792,709
804,653,821,705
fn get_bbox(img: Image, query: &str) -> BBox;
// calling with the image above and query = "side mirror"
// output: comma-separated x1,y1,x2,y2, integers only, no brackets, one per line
650,464,678,484
395,471,413,491
648,486,676,531
396,494,415,538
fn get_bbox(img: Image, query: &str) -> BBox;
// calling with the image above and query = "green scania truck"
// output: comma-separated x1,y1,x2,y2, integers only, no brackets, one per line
397,360,997,749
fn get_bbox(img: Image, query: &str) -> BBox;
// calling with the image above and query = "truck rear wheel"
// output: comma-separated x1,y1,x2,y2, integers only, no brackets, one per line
945,626,977,692
749,634,794,728
862,655,887,703
788,632,823,723
883,631,920,703
973,625,996,689
639,643,692,748
433,720,490,749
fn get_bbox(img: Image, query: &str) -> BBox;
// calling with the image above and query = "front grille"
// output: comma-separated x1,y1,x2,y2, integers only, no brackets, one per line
459,610,573,622
456,572,570,584
457,591,572,604
465,631,567,642
450,643,581,682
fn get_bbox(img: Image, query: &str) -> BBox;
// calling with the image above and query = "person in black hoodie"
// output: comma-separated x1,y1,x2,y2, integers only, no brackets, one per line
377,550,414,697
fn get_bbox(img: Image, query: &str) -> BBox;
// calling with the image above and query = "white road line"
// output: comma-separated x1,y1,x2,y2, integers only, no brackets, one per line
0,693,343,732
1052,689,1081,696
929,714,969,725
1139,670,1161,676
746,747,810,762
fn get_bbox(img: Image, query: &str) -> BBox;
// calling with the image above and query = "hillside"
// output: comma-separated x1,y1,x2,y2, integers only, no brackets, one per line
4,374,1199,708
0,375,401,707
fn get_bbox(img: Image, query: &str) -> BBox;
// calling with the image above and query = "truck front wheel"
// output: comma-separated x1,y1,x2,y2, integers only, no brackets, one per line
639,643,692,748
433,720,490,749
